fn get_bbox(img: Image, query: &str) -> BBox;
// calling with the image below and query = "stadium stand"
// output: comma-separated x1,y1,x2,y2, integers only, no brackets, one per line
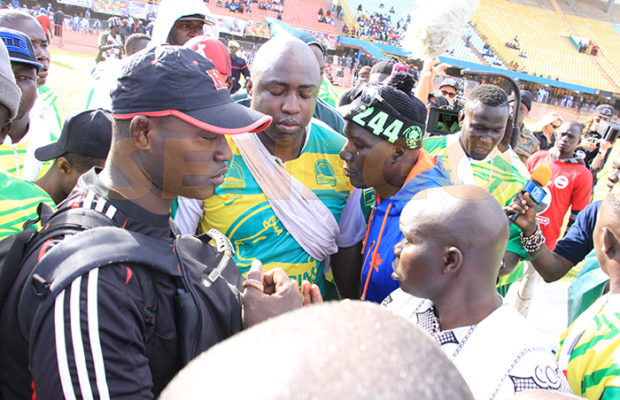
565,14,620,87
210,0,339,34
447,36,480,64
471,0,620,91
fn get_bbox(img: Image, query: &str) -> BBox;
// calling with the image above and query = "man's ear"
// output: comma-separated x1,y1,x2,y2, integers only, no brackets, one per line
57,156,73,176
392,145,407,164
601,227,619,261
443,246,463,274
129,116,154,151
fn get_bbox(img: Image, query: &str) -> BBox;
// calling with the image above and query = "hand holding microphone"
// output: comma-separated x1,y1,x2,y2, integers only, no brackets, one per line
507,165,552,224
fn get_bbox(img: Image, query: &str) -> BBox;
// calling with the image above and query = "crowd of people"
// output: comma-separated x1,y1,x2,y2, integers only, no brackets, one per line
0,0,619,399
342,3,408,44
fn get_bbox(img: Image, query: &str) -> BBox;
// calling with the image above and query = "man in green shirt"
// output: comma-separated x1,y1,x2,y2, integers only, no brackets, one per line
0,39,53,240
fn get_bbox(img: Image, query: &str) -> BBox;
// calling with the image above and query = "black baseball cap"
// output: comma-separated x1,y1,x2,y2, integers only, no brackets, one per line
35,109,113,161
0,28,42,71
508,90,533,111
111,45,271,135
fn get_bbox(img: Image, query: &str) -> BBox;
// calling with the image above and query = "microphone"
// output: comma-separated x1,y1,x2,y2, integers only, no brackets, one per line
508,165,552,222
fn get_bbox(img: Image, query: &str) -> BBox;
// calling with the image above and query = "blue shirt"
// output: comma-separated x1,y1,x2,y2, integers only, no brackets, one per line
230,55,250,94
361,152,452,303
554,200,600,265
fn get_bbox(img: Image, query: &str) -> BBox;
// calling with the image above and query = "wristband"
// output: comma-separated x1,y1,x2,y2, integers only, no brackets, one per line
520,223,545,258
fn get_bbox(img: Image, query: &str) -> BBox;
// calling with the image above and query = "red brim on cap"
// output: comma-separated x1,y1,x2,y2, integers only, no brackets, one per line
114,103,272,135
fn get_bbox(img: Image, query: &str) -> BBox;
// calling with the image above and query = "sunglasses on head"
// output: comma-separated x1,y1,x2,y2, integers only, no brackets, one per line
359,86,408,122
440,89,456,98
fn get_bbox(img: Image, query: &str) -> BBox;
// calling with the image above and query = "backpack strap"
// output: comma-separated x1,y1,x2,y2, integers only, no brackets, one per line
131,265,157,343
18,227,179,340
0,205,114,313
22,207,117,264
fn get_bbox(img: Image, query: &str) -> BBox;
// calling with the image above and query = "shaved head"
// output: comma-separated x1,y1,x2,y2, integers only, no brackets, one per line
250,35,320,87
160,302,473,400
403,185,509,268
394,185,509,303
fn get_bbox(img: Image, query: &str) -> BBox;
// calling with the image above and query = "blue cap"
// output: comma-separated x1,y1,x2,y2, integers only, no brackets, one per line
0,28,42,71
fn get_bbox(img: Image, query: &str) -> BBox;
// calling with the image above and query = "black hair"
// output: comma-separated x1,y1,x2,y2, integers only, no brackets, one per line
565,121,585,132
60,152,105,173
124,33,150,54
468,84,508,107
388,71,415,94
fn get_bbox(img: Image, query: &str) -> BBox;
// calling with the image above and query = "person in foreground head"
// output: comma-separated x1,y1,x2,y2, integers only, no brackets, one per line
423,84,530,291
0,45,317,399
174,35,365,299
339,72,451,302
160,301,474,400
383,184,572,399
556,188,620,399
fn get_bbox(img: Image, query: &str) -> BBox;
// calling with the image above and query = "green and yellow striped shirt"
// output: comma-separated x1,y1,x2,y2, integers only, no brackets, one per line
0,169,54,240
558,294,620,399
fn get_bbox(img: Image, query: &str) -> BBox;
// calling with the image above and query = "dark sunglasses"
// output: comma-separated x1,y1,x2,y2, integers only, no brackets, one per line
440,89,457,98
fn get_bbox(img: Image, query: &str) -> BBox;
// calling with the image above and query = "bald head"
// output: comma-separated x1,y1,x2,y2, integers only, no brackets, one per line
393,185,509,300
404,185,509,263
160,302,473,400
251,35,321,86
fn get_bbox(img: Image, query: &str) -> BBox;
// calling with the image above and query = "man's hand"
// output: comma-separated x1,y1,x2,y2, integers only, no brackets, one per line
504,192,537,236
241,260,307,328
301,280,322,305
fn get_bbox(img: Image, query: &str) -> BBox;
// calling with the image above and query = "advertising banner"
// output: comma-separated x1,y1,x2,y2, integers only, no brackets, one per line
216,15,247,37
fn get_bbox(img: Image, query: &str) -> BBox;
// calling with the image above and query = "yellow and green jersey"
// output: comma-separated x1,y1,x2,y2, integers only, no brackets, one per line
0,168,54,240
319,78,339,108
200,122,354,288
557,294,620,399
0,88,61,180
423,134,529,263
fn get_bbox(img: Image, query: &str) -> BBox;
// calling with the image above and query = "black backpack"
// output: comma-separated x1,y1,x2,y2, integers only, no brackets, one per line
0,203,115,313
0,203,243,379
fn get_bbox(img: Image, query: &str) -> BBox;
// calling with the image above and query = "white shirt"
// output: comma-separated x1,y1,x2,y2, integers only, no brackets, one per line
382,288,572,400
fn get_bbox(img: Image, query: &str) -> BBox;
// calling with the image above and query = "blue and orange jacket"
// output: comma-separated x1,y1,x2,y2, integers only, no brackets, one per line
360,150,452,303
